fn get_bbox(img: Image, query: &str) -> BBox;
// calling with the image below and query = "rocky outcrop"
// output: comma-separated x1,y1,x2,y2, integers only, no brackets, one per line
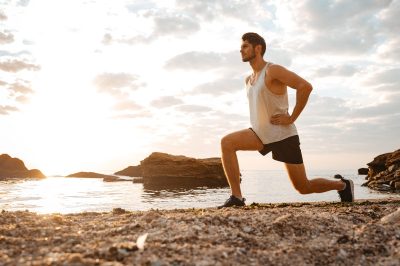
361,149,400,192
114,166,142,177
116,152,228,187
67,172,130,182
0,154,46,180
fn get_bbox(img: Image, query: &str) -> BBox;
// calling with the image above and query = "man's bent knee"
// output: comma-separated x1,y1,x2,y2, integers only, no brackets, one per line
294,183,312,195
221,135,235,151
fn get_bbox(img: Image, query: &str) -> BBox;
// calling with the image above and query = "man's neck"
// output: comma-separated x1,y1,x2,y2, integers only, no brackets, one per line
249,58,267,74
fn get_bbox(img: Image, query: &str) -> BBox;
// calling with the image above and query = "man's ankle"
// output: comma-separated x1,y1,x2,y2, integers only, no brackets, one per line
233,194,243,201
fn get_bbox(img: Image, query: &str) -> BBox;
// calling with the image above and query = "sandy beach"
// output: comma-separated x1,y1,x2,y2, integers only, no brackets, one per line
1,198,399,266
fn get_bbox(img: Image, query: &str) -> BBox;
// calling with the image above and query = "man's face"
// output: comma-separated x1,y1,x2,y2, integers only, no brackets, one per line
240,40,256,62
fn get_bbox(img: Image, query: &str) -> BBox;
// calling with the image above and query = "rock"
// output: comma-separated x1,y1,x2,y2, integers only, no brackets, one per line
114,165,143,177
386,149,400,167
363,149,400,193
380,208,400,224
358,168,369,175
67,172,120,180
0,154,46,180
138,152,228,187
367,152,391,177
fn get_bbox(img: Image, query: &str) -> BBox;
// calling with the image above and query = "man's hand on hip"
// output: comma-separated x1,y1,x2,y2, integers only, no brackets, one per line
270,114,293,125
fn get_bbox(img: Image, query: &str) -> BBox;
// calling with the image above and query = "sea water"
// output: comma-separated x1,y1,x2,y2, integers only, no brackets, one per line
0,170,398,214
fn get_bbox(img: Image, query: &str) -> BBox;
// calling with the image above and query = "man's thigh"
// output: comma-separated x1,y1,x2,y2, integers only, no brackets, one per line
222,128,264,151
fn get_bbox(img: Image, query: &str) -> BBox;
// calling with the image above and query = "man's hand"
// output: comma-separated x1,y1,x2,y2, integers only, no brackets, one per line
270,114,293,125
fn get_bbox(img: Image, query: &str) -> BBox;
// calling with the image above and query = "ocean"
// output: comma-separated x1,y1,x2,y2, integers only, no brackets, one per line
1,170,398,214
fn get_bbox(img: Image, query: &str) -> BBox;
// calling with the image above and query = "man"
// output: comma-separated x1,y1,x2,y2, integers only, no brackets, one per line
218,32,354,208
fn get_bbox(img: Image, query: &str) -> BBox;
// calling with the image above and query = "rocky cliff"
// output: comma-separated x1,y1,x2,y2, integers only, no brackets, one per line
361,149,400,192
0,154,45,179
115,152,228,187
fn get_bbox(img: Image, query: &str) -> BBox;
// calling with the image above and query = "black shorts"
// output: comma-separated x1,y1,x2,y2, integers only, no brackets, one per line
250,128,303,164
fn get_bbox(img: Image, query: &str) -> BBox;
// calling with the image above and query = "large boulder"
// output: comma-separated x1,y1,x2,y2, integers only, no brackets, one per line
137,152,228,187
362,149,400,193
0,154,46,179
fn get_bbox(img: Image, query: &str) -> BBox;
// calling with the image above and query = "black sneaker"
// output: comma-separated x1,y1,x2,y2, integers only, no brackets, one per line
334,174,354,202
218,195,245,208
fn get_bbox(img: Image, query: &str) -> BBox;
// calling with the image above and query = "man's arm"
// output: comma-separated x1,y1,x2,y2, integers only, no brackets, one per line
268,65,313,125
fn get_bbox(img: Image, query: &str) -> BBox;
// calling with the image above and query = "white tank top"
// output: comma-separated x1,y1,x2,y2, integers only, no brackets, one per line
246,63,298,144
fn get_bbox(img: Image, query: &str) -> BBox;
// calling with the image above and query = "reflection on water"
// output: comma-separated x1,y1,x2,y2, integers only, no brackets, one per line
1,170,399,214
142,181,225,195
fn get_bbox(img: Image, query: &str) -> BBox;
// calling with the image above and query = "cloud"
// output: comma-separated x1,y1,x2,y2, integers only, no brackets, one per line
379,0,400,36
114,0,270,47
0,59,40,72
0,50,31,57
287,0,393,55
152,14,200,38
175,104,213,113
18,0,31,7
112,100,143,111
8,82,34,94
0,32,14,44
297,0,391,31
362,68,400,88
265,47,293,67
313,65,360,77
125,1,156,13
192,78,244,96
151,96,184,108
112,110,153,119
175,0,271,23
350,93,400,118
1,80,34,104
164,51,239,71
296,91,400,153
104,12,200,45
0,105,18,115
0,11,7,21
377,37,400,62
93,72,144,96
102,33,153,46
15,95,29,103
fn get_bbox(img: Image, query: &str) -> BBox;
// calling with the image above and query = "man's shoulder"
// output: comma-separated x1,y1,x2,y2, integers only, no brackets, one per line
266,63,284,72
265,63,288,78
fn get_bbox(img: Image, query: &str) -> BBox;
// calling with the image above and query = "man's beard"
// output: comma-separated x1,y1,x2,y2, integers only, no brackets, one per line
242,51,256,62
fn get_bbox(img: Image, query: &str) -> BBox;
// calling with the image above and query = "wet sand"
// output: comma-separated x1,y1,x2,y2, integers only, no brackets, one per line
1,198,399,266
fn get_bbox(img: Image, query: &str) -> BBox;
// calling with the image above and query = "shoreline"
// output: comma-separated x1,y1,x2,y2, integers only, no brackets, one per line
1,199,400,265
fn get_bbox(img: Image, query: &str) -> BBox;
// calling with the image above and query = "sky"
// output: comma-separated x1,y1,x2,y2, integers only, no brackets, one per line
0,0,399,175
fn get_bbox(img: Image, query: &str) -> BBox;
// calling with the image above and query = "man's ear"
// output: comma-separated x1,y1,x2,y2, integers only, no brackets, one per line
255,44,262,55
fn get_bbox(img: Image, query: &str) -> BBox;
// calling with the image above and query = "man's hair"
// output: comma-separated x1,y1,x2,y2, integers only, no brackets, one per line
242,32,266,56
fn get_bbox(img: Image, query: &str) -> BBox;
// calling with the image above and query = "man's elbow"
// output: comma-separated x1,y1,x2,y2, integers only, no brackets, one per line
300,82,313,94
